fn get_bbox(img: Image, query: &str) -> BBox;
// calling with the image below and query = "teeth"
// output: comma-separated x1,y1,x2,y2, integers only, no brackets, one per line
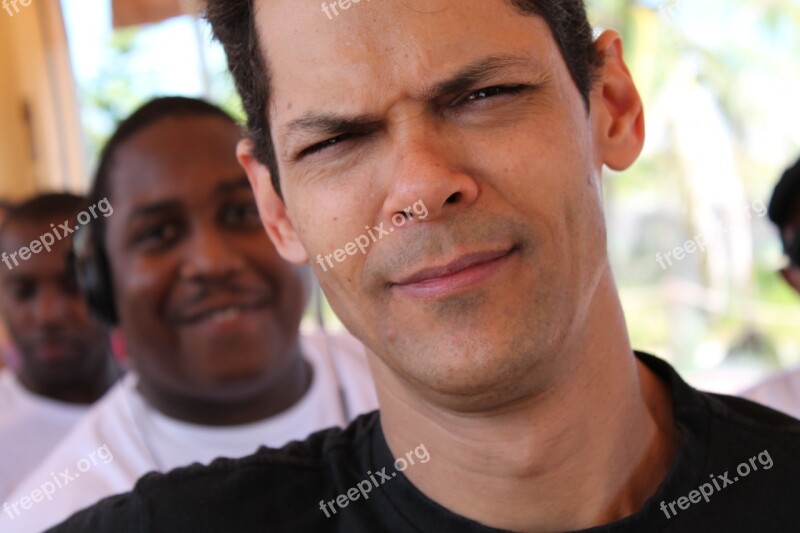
208,307,242,322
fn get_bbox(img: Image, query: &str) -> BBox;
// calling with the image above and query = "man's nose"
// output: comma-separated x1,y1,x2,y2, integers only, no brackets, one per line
32,287,69,325
178,227,245,282
381,126,479,225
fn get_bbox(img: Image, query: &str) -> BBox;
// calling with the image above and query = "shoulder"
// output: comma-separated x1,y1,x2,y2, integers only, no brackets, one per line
700,388,800,440
59,376,135,445
140,410,377,492
683,385,800,488
9,375,144,492
640,352,800,471
49,412,381,532
737,366,800,419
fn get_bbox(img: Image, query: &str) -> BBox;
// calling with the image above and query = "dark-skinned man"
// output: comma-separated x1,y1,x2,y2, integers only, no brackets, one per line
0,194,117,500
1,97,377,532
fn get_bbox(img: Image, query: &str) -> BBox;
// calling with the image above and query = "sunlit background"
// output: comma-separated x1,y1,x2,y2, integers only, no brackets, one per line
2,0,799,392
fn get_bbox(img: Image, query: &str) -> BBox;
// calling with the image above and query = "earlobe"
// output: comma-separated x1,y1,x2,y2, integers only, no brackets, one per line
591,30,645,171
236,139,310,264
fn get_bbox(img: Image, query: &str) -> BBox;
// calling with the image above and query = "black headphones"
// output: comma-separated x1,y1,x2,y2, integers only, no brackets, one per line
71,221,119,325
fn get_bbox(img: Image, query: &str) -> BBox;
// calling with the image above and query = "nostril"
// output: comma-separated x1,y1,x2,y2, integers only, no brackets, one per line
446,192,461,204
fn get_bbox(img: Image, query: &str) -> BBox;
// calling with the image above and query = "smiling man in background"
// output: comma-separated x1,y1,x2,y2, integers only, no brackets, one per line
0,194,116,500
53,1,800,532
2,97,377,532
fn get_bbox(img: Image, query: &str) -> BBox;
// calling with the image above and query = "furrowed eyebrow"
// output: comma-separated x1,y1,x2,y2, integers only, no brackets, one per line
422,54,537,100
281,54,540,151
283,114,382,151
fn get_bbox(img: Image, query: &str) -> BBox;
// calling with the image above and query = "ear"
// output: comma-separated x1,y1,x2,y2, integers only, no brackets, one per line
237,139,309,264
110,328,128,367
590,30,645,171
779,266,800,296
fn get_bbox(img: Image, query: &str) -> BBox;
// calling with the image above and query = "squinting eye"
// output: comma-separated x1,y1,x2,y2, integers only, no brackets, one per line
451,85,529,107
299,133,355,158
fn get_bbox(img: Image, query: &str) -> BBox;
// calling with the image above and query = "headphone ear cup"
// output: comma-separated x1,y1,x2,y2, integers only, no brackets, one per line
72,223,118,325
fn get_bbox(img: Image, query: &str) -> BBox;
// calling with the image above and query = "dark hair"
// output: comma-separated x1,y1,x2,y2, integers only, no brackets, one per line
89,96,237,245
204,0,604,199
0,193,85,252
768,157,800,244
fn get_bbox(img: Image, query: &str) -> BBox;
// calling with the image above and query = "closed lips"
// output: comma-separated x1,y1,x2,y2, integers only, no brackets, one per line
392,248,515,286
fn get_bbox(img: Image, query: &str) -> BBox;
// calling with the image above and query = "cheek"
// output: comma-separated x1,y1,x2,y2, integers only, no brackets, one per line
5,300,33,326
5,308,31,334
295,204,373,282
112,256,173,324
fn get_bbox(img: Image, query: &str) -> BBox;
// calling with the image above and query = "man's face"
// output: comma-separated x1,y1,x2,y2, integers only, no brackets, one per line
0,221,107,385
247,0,641,405
779,201,800,294
104,115,308,402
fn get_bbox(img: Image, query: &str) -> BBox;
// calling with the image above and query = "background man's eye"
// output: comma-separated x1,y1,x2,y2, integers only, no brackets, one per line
222,202,261,226
10,282,35,302
135,223,180,247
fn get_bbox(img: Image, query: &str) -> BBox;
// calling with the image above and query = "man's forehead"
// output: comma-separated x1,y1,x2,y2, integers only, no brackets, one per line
114,117,240,172
0,250,71,281
110,128,245,212
254,0,557,123
2,220,72,245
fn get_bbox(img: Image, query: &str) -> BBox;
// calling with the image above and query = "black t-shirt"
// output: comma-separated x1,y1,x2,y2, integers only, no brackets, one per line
50,352,800,532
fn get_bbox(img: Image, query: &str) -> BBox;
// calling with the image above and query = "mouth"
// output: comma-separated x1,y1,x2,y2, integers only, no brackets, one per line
173,296,274,327
30,333,75,360
390,247,517,298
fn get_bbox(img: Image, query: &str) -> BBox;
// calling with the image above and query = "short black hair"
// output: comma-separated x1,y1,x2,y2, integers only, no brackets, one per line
0,193,85,252
88,96,238,246
204,0,604,199
768,157,800,242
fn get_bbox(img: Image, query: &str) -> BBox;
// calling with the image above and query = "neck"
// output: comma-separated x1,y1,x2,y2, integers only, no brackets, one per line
374,271,679,532
136,351,312,426
19,356,120,404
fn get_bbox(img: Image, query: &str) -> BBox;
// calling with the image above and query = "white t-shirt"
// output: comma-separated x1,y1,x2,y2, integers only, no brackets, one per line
0,369,90,501
0,330,378,532
739,366,800,420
